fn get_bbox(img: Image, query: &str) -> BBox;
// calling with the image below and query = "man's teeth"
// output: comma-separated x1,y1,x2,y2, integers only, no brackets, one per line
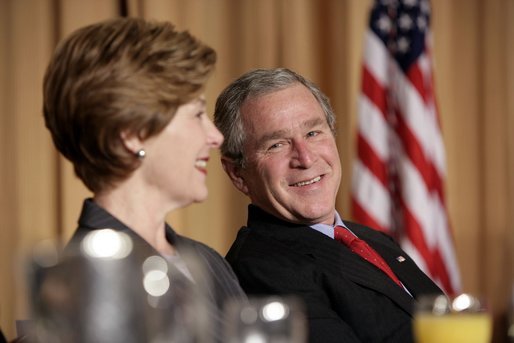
292,176,321,187
195,160,207,168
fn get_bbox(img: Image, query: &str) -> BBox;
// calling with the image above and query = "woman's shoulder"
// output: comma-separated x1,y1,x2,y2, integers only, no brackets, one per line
166,227,226,265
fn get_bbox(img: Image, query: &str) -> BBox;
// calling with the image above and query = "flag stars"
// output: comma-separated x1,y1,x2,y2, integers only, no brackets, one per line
398,14,413,31
376,14,393,33
417,16,427,31
420,0,431,14
402,0,418,7
397,37,410,53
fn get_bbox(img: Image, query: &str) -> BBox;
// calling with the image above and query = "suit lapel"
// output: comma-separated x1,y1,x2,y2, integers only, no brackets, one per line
330,238,414,314
355,227,442,299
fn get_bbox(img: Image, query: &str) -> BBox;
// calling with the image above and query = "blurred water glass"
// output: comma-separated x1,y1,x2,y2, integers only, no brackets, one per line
28,229,212,343
224,296,306,343
414,293,492,343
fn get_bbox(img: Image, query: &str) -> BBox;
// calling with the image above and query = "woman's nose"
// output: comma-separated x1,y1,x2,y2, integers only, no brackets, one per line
206,117,224,148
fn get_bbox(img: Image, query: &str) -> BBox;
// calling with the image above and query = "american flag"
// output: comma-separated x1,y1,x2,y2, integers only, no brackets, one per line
351,0,460,295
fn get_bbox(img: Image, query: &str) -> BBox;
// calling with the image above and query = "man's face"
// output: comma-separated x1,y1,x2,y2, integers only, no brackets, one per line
229,84,341,225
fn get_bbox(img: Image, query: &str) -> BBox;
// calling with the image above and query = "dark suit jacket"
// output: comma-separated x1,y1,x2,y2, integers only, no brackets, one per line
226,205,443,343
66,198,246,342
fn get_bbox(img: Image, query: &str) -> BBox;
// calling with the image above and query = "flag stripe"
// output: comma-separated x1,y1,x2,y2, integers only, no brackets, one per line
357,133,388,186
363,32,390,86
407,63,428,104
395,108,444,199
352,160,392,230
351,197,387,233
362,66,388,117
358,94,390,161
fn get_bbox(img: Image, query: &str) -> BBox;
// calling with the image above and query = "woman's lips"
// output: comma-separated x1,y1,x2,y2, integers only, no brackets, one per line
195,159,208,174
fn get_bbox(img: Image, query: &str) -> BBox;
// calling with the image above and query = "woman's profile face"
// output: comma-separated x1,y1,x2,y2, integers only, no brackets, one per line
138,95,224,209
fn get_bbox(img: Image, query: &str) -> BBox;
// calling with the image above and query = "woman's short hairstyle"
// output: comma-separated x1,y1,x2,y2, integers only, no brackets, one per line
43,17,216,192
213,68,336,168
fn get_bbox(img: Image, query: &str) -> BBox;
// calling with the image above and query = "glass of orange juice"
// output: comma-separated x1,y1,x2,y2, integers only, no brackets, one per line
413,294,492,343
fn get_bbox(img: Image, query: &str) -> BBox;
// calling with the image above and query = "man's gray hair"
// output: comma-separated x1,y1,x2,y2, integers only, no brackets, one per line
214,68,336,168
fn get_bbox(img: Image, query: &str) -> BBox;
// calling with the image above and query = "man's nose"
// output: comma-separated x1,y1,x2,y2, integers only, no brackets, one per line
290,141,315,168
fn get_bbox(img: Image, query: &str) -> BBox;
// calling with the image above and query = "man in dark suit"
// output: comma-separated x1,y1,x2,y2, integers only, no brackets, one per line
214,68,443,342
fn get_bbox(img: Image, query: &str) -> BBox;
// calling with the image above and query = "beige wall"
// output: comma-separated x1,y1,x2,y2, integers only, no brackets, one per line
0,0,512,341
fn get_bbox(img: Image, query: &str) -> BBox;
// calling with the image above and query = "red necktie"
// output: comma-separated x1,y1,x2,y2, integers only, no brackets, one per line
334,226,402,288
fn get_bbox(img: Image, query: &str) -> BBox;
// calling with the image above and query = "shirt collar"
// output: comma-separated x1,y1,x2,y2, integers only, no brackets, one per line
310,211,347,239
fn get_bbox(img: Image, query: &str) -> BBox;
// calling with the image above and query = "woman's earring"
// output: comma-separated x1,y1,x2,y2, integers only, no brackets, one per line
136,149,146,159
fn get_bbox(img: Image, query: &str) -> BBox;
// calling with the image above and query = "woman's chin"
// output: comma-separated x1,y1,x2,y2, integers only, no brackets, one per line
170,188,209,210
192,189,209,204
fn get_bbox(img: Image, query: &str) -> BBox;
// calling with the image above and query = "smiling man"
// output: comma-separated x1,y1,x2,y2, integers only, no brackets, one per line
214,68,442,343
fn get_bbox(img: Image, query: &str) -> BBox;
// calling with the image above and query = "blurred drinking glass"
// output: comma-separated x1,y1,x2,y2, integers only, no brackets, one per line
223,296,306,343
414,293,492,343
28,229,211,343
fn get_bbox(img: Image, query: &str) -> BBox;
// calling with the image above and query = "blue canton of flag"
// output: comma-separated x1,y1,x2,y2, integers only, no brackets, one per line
370,0,431,71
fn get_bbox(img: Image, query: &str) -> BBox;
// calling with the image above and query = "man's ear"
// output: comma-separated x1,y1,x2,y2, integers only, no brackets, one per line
221,157,249,196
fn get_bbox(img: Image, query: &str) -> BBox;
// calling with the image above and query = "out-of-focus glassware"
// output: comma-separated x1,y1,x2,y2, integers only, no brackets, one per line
223,296,306,343
414,293,492,343
28,229,212,343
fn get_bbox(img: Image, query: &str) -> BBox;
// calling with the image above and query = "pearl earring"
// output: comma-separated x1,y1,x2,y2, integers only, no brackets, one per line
135,149,146,159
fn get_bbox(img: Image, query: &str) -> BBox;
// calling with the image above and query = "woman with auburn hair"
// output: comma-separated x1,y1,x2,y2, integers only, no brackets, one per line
41,17,245,341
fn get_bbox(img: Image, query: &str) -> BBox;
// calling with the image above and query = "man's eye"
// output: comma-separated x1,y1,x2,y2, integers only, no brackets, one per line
307,131,320,137
268,142,283,150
